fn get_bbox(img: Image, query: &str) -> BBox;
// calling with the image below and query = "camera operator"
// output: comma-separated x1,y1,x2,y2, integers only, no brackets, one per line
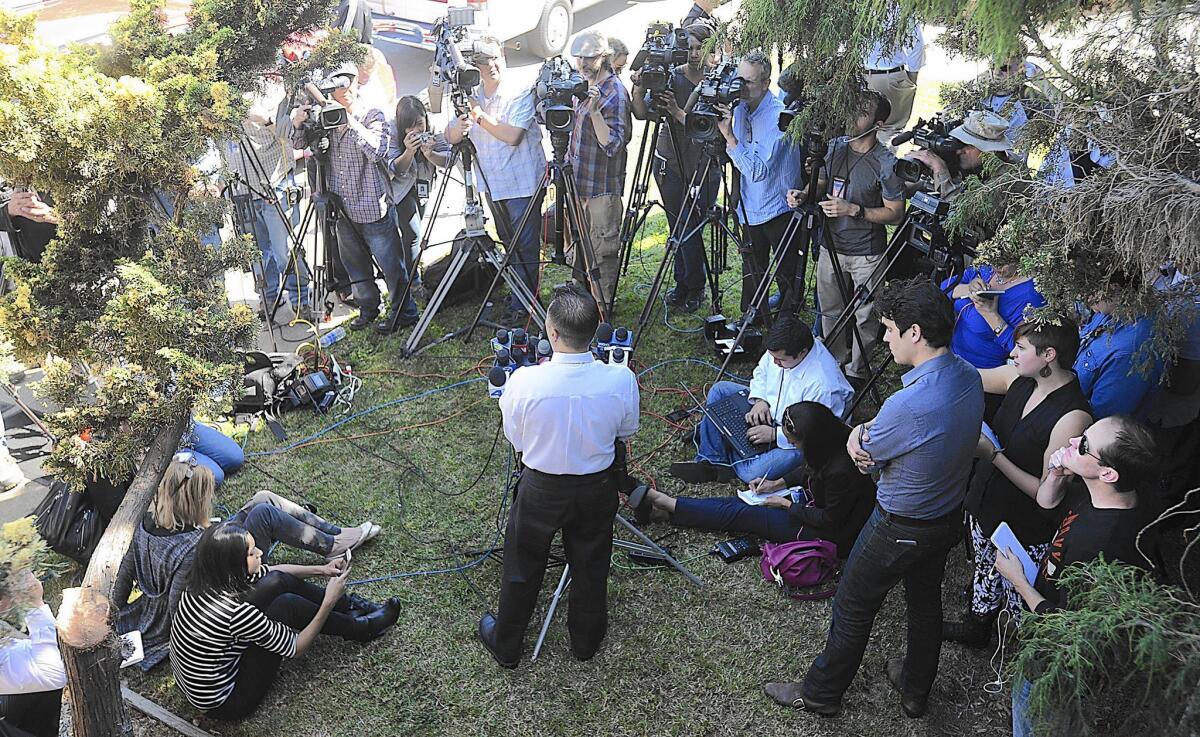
568,31,631,312
0,182,56,263
444,35,548,324
900,110,1011,199
789,90,904,386
682,0,723,27
219,85,314,323
478,284,639,668
715,50,805,315
289,65,419,334
629,21,717,313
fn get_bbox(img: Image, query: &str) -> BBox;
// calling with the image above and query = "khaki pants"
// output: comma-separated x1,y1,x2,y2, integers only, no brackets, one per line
573,193,623,311
817,251,884,380
865,69,919,149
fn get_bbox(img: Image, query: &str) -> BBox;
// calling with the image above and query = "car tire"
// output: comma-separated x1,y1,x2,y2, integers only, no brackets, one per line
526,0,572,59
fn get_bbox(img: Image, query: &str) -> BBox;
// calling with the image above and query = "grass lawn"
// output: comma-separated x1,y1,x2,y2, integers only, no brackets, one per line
121,89,1015,737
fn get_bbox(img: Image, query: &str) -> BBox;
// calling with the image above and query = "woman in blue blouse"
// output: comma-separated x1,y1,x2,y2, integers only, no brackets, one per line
943,258,1045,420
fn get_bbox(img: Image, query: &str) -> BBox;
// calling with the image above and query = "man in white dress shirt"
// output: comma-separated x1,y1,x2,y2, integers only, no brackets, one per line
670,314,854,484
478,285,640,668
0,569,67,737
863,10,925,148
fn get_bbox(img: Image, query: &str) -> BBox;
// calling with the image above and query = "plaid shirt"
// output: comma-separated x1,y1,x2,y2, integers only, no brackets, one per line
292,107,396,224
468,84,546,202
569,73,629,199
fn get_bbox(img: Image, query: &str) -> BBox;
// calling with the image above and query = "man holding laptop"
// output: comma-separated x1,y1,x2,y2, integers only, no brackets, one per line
669,314,852,485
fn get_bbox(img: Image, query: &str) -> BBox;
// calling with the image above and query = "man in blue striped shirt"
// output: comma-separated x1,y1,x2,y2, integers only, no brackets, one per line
569,31,630,313
716,51,806,317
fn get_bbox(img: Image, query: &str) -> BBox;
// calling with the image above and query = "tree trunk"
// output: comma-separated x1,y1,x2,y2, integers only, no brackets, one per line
57,411,191,737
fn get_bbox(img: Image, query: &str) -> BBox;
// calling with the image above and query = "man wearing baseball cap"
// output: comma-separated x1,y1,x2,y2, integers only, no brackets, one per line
902,110,1012,198
568,29,630,314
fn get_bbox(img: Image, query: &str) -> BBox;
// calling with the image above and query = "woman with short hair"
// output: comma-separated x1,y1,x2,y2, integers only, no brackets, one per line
943,318,1092,646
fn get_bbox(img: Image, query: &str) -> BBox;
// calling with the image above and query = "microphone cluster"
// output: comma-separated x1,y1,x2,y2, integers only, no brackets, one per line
488,328,553,398
593,322,633,368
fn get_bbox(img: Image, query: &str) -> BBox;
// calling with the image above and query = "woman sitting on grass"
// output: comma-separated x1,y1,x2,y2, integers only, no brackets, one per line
632,402,876,557
170,523,401,721
114,457,383,671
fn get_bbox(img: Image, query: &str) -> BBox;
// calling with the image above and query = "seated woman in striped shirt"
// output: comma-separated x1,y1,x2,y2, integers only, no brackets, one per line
169,523,401,721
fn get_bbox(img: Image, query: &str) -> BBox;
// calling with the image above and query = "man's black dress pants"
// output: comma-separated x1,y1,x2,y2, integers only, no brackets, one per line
494,466,619,661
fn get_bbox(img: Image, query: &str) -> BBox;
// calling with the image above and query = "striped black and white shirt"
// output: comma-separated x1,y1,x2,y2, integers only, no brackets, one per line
169,566,297,711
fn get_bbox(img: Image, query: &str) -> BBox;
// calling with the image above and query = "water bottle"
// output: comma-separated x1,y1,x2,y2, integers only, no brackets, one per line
318,326,347,348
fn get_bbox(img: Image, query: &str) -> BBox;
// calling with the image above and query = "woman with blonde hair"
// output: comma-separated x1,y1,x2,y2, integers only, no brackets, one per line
114,457,382,670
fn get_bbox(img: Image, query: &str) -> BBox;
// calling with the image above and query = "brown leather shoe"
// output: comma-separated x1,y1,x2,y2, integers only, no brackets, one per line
763,682,840,716
886,658,928,718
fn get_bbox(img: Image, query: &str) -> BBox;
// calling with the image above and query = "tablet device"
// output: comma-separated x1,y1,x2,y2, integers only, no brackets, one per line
990,522,1038,586
975,289,1005,298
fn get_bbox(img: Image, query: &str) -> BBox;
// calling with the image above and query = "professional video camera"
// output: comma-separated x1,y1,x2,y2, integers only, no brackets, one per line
428,6,482,115
630,21,689,100
891,114,965,184
534,56,589,134
685,61,744,143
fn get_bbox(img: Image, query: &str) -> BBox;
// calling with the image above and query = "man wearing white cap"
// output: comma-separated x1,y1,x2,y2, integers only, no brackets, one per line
568,30,630,313
902,110,1012,199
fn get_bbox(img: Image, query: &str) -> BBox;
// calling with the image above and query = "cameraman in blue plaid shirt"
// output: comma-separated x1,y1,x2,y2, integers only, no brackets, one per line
568,30,630,313
290,65,419,334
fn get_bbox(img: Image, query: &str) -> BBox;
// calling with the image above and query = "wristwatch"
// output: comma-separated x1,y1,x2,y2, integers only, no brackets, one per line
992,322,1007,336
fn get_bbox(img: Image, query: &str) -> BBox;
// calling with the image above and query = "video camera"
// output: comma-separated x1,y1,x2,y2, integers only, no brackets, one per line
685,61,744,143
891,114,965,185
534,56,589,134
428,7,482,115
631,21,689,110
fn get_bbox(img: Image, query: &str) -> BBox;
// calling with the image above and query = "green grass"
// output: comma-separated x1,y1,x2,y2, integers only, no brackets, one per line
119,106,1013,737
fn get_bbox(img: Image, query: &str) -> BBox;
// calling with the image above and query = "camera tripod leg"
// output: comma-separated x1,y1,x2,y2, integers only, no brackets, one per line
559,168,613,322
617,119,662,278
531,566,571,662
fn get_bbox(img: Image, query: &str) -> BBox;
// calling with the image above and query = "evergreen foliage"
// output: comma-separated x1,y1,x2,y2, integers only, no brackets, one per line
0,0,349,482
1012,558,1200,735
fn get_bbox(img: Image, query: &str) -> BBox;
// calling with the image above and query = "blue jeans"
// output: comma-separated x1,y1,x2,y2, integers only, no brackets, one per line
179,421,244,487
393,188,423,278
335,210,418,319
1013,677,1034,737
495,192,546,312
226,490,341,558
695,381,805,483
672,496,804,542
802,506,961,705
250,195,311,309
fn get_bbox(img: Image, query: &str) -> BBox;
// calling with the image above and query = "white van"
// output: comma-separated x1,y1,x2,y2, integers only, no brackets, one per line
368,0,605,58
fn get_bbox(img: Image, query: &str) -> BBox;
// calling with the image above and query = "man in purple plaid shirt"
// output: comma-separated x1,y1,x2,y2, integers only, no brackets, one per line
568,31,629,314
290,66,419,334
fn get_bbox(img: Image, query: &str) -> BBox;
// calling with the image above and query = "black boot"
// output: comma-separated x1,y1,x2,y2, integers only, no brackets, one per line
942,611,995,649
346,593,384,615
348,597,401,641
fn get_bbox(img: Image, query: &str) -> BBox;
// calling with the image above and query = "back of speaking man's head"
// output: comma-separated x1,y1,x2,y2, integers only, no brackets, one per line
546,284,600,353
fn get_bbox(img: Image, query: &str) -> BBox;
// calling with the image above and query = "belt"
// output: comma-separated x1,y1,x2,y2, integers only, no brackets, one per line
876,504,960,528
524,466,613,483
865,65,905,75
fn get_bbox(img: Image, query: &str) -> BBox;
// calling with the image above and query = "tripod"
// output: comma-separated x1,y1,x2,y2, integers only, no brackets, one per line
714,145,826,381
469,126,610,331
387,104,547,353
629,139,742,352
823,195,969,415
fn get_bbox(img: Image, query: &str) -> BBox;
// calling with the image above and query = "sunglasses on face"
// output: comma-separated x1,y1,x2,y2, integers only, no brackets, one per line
1078,433,1102,461
783,412,796,436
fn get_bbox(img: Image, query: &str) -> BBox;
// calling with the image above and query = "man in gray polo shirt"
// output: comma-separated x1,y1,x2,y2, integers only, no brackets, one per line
790,90,905,386
764,277,983,719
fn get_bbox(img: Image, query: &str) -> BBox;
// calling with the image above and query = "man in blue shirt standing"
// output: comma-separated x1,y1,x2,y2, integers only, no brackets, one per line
445,35,548,325
715,50,805,317
764,277,984,719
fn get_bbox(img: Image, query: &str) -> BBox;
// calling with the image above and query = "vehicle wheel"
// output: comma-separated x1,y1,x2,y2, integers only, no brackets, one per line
526,0,572,59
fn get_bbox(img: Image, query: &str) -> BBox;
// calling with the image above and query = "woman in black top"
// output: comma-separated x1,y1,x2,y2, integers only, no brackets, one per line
634,402,876,557
944,320,1093,646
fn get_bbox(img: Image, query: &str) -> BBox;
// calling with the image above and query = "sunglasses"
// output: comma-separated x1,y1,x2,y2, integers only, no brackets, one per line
783,412,796,437
1078,433,1102,461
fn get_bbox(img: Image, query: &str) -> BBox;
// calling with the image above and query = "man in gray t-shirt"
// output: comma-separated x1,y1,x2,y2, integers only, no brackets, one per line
790,91,905,382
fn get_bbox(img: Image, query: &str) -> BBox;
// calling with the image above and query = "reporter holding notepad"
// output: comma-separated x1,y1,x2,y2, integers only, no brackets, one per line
943,320,1092,647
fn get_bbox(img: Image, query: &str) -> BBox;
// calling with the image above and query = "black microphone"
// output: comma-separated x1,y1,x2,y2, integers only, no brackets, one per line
890,130,916,147
595,322,613,344
495,348,512,367
487,366,507,398
512,328,528,346
537,339,552,363
614,327,629,343
494,328,509,346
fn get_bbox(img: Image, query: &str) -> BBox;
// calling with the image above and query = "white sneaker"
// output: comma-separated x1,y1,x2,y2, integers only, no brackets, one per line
0,446,26,492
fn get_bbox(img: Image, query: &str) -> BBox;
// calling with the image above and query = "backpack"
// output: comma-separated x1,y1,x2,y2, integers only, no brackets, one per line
760,539,839,601
33,478,105,564
420,229,498,306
